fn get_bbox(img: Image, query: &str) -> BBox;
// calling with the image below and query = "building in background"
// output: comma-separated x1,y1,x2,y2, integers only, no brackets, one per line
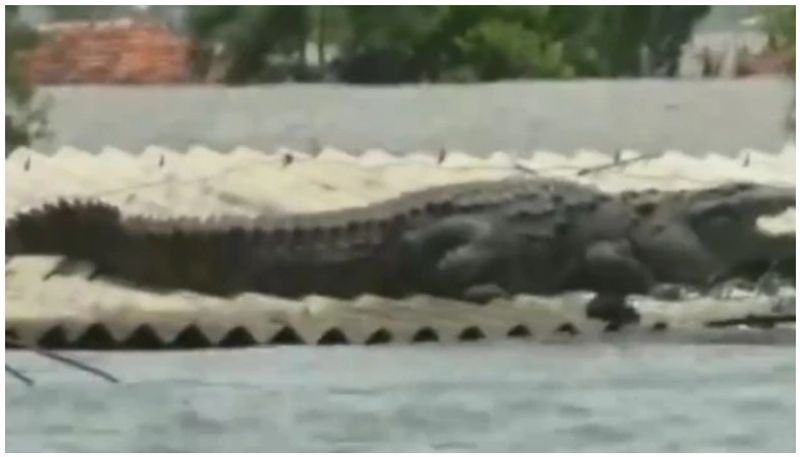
25,17,191,85
678,5,791,78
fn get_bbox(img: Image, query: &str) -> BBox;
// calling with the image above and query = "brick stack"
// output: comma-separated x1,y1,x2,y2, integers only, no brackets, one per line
25,18,190,85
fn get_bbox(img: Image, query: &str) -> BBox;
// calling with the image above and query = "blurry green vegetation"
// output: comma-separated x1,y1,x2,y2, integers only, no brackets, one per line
6,6,49,156
185,5,712,84
39,5,139,21
188,6,313,83
13,5,714,84
758,6,795,134
760,6,795,55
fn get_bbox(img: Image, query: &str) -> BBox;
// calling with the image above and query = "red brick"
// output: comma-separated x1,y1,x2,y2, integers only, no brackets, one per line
25,18,190,84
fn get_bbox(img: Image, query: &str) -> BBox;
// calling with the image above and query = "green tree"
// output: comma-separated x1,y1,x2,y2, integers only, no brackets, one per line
6,6,49,156
334,6,710,82
335,6,447,83
438,6,581,80
758,6,795,133
184,5,711,83
455,19,573,79
310,6,349,69
761,6,795,54
561,6,710,77
188,6,311,83
44,5,140,21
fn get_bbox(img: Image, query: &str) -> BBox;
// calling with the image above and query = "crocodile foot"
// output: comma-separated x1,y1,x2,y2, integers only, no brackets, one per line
585,293,641,330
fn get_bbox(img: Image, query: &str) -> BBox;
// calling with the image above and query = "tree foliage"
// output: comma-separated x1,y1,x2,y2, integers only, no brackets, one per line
185,6,714,83
455,19,573,79
761,6,795,54
6,6,49,155
188,6,312,83
758,6,795,133
42,5,140,21
335,6,445,82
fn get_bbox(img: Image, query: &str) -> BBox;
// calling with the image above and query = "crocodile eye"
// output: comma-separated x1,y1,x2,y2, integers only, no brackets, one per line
731,183,754,192
634,202,656,217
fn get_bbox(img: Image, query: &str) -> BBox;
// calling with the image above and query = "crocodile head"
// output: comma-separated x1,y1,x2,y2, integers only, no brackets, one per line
631,182,795,284
685,182,794,265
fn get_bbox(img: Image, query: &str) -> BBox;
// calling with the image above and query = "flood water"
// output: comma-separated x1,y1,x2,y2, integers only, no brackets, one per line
5,342,796,452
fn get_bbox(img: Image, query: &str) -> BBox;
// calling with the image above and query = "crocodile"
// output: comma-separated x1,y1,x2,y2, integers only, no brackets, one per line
6,178,795,319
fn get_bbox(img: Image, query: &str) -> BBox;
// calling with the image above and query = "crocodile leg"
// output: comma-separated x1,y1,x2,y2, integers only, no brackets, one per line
398,216,501,299
583,240,654,294
582,240,652,326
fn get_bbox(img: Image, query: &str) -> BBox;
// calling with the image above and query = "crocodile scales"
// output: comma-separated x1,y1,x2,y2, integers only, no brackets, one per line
6,178,795,309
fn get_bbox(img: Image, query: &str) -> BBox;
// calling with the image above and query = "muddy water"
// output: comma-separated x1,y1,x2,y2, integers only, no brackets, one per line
6,343,795,452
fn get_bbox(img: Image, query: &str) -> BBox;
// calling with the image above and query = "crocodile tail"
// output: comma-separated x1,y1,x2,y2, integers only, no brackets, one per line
5,201,234,295
6,199,124,260
5,200,402,298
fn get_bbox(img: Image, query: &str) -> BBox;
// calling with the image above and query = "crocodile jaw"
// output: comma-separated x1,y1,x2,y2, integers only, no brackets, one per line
687,183,795,270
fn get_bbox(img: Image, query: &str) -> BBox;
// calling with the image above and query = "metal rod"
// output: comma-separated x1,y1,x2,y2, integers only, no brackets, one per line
5,364,35,386
6,337,120,384
577,152,661,176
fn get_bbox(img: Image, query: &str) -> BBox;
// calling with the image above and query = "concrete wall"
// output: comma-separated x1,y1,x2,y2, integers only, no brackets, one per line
32,79,794,156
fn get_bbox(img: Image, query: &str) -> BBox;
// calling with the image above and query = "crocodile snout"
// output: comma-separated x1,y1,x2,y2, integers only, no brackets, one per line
689,184,795,224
